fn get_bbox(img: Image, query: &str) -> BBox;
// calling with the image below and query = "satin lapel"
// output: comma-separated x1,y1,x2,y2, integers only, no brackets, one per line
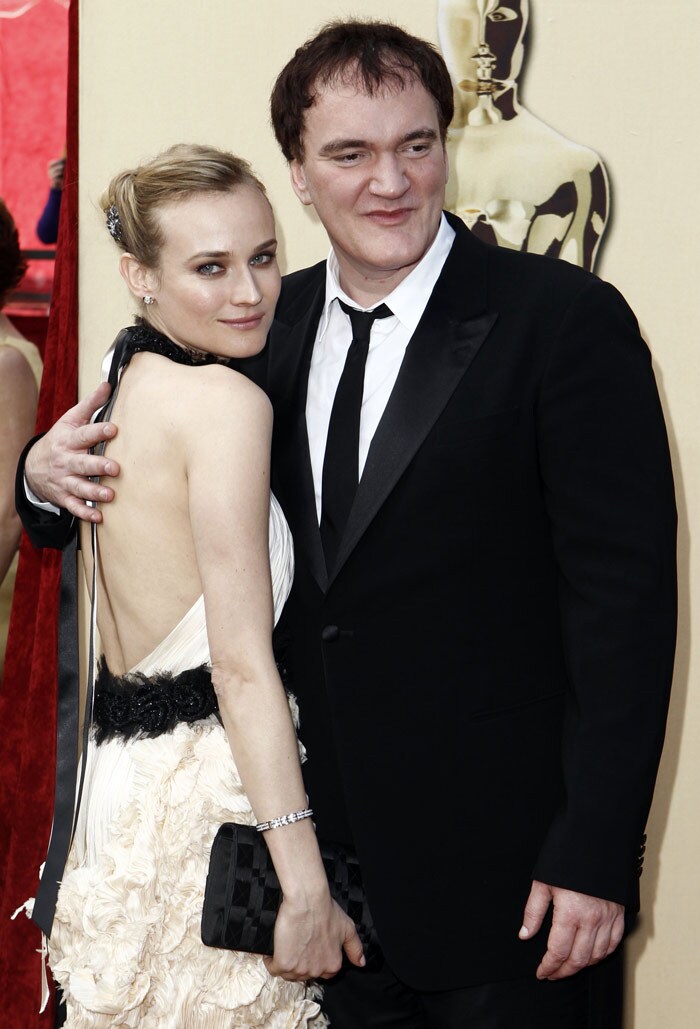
329,221,498,585
269,279,328,592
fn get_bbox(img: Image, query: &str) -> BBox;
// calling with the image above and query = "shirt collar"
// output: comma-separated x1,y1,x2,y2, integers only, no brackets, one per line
318,213,456,337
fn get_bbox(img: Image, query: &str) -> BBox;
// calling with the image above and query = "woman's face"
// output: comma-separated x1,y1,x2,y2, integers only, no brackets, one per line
141,186,280,360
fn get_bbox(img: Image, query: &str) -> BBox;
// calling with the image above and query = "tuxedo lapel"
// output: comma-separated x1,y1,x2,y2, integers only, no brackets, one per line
269,274,329,592
329,219,498,585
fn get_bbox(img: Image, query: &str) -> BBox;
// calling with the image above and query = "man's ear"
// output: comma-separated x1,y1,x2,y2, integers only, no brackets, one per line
289,160,312,206
119,253,158,300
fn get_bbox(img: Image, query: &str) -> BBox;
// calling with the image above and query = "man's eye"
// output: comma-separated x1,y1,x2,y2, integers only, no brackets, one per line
335,152,362,164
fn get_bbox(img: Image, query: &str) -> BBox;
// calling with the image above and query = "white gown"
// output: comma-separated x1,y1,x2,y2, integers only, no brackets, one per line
48,496,327,1028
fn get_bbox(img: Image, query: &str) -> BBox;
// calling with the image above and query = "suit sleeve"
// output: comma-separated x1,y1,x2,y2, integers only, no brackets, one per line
532,277,677,907
15,435,76,550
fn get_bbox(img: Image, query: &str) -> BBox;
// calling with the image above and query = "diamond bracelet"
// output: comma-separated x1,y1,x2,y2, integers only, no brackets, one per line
255,807,314,832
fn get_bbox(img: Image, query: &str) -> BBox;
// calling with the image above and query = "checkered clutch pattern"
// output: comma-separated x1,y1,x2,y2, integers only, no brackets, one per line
201,822,378,957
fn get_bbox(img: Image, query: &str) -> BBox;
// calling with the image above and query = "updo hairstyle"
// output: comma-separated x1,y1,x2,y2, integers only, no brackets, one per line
0,198,28,308
100,143,268,269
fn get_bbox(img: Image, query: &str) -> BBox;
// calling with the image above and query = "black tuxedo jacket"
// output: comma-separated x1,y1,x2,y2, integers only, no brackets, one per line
17,214,676,990
256,214,676,988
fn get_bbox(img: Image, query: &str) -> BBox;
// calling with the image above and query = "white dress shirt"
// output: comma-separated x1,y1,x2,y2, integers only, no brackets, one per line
306,214,455,521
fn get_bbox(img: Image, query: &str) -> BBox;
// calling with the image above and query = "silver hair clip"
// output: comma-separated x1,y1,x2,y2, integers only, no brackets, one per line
106,204,122,242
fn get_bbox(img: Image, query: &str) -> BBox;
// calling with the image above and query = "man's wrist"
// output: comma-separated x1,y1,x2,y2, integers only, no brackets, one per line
24,474,60,516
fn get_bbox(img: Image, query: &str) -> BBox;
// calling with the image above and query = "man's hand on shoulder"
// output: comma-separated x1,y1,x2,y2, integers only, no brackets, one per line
519,880,624,980
25,382,121,522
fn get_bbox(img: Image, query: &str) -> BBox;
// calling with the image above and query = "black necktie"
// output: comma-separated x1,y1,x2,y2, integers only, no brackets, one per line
320,300,392,571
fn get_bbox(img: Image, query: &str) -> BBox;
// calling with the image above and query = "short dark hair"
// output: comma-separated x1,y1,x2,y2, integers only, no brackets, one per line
0,199,27,308
270,19,454,162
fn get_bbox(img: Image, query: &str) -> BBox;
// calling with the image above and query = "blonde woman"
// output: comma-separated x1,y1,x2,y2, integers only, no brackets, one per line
40,145,362,1027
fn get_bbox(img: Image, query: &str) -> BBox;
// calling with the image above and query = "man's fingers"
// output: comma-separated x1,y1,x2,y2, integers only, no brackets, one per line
519,880,552,940
65,419,118,455
539,925,593,980
533,885,625,980
64,381,113,428
63,496,103,523
57,450,120,482
64,473,116,503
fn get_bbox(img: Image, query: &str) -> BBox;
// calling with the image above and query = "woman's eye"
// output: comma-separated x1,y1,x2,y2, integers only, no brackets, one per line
196,263,223,276
250,251,276,266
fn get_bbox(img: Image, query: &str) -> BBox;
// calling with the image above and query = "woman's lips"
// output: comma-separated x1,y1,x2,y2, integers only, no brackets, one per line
218,315,265,330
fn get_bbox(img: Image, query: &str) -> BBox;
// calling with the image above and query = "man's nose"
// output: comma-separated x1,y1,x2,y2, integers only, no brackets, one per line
368,155,410,198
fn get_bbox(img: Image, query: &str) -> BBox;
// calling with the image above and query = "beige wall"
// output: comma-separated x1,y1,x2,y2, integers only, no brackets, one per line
79,2,699,1024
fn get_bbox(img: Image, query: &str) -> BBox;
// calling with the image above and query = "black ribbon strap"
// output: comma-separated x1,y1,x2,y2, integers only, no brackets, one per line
31,532,80,936
32,330,128,938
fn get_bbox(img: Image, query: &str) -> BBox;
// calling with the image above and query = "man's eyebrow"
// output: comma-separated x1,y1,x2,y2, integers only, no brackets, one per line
317,127,438,157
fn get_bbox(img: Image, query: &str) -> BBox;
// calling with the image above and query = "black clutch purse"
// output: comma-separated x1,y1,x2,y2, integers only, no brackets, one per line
201,822,378,958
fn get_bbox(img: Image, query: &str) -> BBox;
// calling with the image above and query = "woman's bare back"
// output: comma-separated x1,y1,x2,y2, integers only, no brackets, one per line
80,351,244,674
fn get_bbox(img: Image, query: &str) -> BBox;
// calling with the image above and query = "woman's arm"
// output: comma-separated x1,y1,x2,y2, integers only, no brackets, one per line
184,365,364,981
0,347,39,581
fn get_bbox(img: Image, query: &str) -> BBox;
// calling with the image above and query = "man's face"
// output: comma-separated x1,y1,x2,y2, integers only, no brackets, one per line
290,75,449,298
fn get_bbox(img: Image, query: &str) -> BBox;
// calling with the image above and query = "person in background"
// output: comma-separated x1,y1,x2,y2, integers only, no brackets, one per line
36,154,66,246
0,198,42,679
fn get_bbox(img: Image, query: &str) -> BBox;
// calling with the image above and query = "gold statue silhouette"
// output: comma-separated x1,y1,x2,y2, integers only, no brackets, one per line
438,0,609,269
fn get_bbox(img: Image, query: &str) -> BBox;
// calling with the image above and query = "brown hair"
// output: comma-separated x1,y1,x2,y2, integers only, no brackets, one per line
0,199,27,308
100,143,268,268
270,19,454,162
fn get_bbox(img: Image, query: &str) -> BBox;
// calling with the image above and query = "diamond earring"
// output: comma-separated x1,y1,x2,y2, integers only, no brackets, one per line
143,295,155,305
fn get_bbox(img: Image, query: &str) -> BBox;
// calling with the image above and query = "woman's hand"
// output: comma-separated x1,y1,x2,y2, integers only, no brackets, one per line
264,893,365,982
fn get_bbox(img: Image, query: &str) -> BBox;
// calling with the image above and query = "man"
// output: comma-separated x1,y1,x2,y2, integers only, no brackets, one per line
19,20,676,1029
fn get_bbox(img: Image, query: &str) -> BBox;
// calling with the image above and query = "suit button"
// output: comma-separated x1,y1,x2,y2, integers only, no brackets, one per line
321,625,340,642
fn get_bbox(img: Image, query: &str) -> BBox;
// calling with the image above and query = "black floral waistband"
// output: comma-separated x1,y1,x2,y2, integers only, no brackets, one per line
93,660,219,744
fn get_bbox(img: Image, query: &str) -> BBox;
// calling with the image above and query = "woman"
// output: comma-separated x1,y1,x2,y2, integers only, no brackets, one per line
45,145,362,1027
0,199,42,679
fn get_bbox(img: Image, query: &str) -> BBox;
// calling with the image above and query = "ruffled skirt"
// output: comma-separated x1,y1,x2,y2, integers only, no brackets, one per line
48,717,326,1028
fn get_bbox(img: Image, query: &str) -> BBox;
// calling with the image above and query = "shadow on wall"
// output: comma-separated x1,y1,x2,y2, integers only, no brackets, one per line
622,344,689,1029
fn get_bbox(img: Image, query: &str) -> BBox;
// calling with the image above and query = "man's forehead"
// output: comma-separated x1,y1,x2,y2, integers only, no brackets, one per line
310,65,423,106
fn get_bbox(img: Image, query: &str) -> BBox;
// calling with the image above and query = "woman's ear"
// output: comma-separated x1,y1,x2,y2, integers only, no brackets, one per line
119,253,158,301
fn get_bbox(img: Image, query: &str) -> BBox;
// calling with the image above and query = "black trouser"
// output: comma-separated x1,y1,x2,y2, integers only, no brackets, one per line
321,947,623,1029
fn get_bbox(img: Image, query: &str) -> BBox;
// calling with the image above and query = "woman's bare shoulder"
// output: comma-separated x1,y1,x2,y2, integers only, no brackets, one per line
0,344,39,404
123,357,272,456
125,353,269,412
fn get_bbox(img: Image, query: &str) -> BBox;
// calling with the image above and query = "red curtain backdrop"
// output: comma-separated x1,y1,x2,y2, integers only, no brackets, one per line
0,0,68,248
0,0,78,1023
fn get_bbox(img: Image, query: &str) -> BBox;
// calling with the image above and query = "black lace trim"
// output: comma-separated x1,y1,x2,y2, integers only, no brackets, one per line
93,660,219,744
93,653,292,744
121,320,220,369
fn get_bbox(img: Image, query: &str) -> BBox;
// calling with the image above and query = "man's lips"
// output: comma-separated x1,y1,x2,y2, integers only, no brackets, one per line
364,208,414,225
